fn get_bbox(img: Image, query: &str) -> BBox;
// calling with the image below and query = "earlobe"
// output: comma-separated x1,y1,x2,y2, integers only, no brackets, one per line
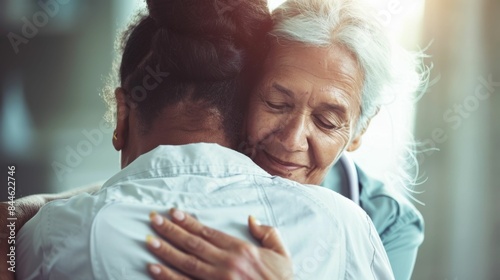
346,135,362,152
346,125,368,152
347,113,377,152
113,87,130,151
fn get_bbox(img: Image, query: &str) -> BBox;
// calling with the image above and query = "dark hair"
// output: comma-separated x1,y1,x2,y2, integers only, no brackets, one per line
109,0,272,142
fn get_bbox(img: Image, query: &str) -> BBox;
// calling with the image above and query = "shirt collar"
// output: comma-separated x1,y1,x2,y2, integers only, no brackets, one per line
102,143,270,188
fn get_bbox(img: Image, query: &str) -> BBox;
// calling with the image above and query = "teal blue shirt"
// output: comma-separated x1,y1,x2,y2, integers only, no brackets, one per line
322,163,424,280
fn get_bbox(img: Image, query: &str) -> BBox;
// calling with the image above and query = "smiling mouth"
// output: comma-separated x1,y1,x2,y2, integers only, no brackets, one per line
263,151,305,172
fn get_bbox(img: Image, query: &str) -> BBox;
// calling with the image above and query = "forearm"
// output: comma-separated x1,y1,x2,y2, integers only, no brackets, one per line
384,230,423,280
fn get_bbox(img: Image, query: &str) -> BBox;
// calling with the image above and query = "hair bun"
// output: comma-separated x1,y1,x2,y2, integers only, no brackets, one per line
147,0,232,38
151,28,243,81
146,0,272,50
137,0,272,81
116,0,272,136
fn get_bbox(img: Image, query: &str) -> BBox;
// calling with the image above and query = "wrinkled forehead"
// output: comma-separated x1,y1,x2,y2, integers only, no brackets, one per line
261,42,362,105
262,40,364,91
256,41,364,126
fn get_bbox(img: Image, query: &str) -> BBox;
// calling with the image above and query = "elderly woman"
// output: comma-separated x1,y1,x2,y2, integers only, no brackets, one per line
4,0,425,279
253,0,425,277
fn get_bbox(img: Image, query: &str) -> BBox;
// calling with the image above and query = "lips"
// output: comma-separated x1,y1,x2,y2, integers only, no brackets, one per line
262,150,306,173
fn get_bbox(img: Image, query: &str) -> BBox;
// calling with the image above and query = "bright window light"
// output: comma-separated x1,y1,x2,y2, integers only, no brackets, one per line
268,0,287,10
349,0,426,184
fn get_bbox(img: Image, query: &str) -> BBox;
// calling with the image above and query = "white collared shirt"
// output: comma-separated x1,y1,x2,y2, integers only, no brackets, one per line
17,143,393,280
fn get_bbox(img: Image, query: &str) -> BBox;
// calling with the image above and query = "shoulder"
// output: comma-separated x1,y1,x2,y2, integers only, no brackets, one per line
261,176,393,278
356,166,424,244
264,175,381,249
19,188,155,279
17,192,102,279
24,192,100,240
302,179,395,279
264,175,367,220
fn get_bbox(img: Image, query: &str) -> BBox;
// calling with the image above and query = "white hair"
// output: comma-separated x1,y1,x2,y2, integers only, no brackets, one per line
270,0,430,196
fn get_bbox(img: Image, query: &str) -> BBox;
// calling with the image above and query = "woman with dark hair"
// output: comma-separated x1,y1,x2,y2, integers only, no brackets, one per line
13,0,394,279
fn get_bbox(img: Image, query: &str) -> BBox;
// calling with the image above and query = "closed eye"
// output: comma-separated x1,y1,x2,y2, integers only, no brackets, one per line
266,101,289,110
314,115,337,130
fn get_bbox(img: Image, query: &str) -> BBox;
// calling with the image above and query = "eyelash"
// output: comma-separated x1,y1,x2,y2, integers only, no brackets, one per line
314,115,337,130
265,97,339,130
266,101,289,111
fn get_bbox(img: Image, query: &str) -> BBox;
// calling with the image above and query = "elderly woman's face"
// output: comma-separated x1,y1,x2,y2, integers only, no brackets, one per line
245,42,364,185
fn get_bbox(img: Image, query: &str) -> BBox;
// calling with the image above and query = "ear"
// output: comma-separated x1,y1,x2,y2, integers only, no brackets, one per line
346,121,371,152
347,107,380,152
346,133,363,152
113,87,130,151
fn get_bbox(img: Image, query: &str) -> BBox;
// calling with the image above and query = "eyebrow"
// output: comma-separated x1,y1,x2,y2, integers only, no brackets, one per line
272,83,294,97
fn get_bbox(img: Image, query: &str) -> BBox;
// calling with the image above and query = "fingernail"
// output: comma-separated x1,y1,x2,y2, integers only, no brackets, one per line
150,212,163,226
250,215,261,226
149,264,161,275
171,209,185,221
146,235,161,249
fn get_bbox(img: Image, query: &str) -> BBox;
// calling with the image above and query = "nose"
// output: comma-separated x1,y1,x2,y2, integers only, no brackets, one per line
276,114,309,153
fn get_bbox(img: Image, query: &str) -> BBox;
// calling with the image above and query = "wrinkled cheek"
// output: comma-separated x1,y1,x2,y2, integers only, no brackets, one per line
247,112,282,146
305,152,339,185
312,138,347,176
242,113,268,158
326,143,345,166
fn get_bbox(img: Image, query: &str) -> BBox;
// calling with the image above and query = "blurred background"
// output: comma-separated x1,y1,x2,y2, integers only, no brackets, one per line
0,0,498,279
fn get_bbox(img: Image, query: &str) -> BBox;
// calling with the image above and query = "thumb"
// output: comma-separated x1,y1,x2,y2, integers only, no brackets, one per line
248,215,289,256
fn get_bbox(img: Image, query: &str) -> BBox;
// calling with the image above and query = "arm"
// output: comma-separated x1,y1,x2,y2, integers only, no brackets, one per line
145,209,293,280
0,184,102,280
380,210,424,280
364,193,424,280
355,166,424,280
331,192,395,280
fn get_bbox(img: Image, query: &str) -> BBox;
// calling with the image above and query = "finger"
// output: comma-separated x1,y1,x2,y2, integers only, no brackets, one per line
148,263,191,280
149,212,224,264
168,208,245,250
248,215,289,256
146,235,219,279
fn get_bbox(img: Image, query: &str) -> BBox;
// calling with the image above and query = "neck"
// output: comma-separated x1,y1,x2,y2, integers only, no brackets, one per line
120,104,235,168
